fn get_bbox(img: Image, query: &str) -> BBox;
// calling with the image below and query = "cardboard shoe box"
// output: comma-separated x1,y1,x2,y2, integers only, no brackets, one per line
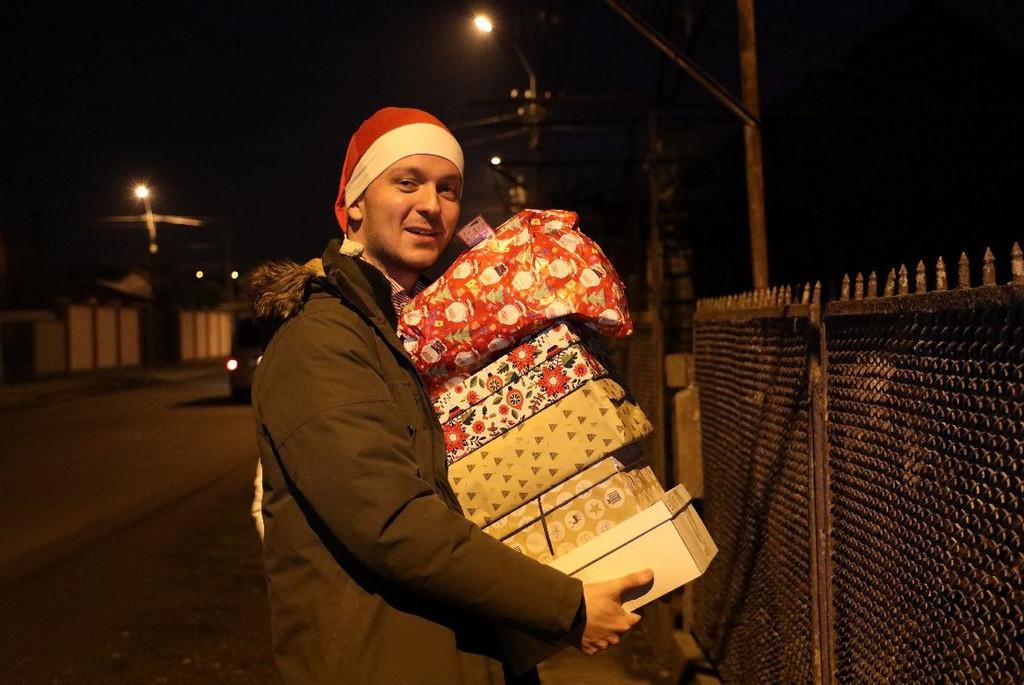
548,484,717,612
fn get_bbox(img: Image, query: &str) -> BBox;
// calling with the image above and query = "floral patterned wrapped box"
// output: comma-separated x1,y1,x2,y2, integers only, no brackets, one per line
439,324,610,465
432,321,594,419
400,209,633,397
482,457,664,563
447,378,653,527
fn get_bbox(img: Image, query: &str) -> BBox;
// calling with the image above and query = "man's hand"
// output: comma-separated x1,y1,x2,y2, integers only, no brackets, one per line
579,569,654,656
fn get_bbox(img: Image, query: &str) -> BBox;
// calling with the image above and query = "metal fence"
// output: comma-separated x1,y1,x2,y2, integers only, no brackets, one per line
690,245,1024,683
691,285,824,684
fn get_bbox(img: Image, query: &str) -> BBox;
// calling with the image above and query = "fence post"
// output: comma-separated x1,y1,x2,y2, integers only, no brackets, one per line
808,299,833,685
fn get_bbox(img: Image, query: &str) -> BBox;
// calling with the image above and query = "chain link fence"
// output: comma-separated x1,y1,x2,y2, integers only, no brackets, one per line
825,284,1024,682
691,289,823,684
689,246,1024,682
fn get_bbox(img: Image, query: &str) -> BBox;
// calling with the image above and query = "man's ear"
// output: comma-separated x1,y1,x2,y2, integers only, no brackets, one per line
344,203,364,236
346,202,364,225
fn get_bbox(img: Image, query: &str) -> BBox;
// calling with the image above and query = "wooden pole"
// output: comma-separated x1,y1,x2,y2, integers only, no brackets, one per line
648,109,664,319
737,0,770,289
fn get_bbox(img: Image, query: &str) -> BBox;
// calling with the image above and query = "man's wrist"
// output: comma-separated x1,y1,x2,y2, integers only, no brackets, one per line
567,594,587,648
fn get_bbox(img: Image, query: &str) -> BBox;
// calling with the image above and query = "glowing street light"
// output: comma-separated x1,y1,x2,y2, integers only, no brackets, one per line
471,14,537,102
231,270,239,280
135,184,157,254
490,156,502,166
103,184,202,256
473,15,493,33
195,270,204,279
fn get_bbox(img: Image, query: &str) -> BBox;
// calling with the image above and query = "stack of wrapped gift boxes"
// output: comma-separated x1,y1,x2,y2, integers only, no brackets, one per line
401,209,716,609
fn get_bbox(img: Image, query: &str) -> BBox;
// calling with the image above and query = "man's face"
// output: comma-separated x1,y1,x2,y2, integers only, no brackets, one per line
347,154,462,289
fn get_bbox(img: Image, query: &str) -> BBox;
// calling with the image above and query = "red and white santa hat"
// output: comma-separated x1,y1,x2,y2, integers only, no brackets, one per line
334,107,464,232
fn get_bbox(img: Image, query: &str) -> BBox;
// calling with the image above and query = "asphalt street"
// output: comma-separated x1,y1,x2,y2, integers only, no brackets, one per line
0,376,257,587
0,376,275,684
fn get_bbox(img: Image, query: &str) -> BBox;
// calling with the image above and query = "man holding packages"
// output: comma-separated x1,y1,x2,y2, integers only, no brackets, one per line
251,107,652,684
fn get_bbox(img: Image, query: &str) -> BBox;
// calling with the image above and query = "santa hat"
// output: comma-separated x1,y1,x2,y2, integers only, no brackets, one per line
334,107,464,232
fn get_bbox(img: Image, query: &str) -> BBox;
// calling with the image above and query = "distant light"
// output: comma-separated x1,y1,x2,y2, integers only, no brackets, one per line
226,358,239,372
134,184,150,199
231,270,239,280
473,15,493,33
195,270,204,279
490,156,502,166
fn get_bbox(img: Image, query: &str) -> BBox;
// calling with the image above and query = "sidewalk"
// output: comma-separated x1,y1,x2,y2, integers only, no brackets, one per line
0,362,225,410
539,622,719,684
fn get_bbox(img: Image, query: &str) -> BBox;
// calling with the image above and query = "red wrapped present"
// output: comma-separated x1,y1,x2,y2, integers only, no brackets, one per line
399,209,632,395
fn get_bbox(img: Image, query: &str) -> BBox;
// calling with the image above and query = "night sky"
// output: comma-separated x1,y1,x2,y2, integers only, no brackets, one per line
3,1,1023,300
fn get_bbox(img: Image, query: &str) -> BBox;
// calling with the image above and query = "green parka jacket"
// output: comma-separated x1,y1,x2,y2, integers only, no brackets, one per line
251,240,584,684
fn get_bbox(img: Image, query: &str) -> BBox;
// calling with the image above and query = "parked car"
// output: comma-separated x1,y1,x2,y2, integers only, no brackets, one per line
227,317,262,401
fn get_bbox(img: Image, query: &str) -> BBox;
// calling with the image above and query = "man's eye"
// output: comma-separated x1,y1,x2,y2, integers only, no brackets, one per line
398,179,418,190
440,184,461,199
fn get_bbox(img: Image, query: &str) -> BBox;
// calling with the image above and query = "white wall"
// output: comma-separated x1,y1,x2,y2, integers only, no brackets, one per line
119,308,140,366
34,319,66,375
67,305,94,372
95,306,118,368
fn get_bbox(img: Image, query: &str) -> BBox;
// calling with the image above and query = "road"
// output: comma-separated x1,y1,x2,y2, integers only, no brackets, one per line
0,376,276,684
0,374,691,684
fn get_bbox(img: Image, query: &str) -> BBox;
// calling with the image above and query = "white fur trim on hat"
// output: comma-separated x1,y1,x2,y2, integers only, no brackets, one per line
344,123,464,206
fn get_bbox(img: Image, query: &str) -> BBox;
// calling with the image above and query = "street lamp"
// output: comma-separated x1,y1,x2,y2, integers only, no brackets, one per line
104,185,203,256
133,184,158,254
472,13,537,100
473,14,493,33
195,270,204,280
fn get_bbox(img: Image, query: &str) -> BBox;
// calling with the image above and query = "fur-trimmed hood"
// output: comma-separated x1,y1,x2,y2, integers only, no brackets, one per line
247,258,324,319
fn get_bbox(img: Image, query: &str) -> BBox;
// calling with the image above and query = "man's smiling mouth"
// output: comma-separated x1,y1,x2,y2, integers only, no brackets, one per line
405,226,440,236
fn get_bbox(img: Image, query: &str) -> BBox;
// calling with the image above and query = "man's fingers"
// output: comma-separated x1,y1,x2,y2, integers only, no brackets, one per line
618,569,654,591
610,611,642,633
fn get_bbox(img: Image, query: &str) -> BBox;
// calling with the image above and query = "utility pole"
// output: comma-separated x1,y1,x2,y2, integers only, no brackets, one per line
604,0,770,289
646,108,666,482
737,0,769,289
102,185,204,365
647,110,663,320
